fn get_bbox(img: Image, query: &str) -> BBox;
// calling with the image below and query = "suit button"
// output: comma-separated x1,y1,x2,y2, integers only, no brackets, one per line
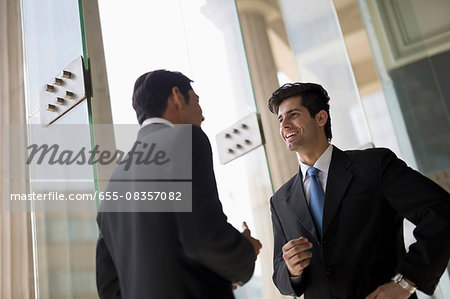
325,267,332,276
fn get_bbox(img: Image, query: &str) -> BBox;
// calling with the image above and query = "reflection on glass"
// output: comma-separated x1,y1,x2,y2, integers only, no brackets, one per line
31,102,97,298
279,0,372,150
98,0,272,297
21,0,98,297
358,1,450,297
21,0,84,117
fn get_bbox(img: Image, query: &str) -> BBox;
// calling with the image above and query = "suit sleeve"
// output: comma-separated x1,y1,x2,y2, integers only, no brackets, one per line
96,228,122,299
379,149,450,295
175,126,255,284
271,196,304,296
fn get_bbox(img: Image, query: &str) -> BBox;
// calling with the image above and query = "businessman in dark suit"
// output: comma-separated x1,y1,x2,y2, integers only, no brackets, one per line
96,70,261,298
268,82,450,298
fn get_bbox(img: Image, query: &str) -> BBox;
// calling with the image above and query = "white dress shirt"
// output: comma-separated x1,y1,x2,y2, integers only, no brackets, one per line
141,117,175,128
299,144,333,203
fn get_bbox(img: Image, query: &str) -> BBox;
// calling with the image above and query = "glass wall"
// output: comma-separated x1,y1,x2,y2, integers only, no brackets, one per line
20,0,98,297
278,0,372,150
97,0,274,297
357,0,450,297
358,0,450,176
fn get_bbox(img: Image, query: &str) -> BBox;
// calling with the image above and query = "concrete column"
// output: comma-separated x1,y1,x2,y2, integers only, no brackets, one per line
0,0,35,297
237,0,298,190
237,2,299,298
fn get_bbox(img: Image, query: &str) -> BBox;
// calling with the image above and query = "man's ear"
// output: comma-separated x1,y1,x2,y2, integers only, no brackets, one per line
316,110,328,127
170,86,184,110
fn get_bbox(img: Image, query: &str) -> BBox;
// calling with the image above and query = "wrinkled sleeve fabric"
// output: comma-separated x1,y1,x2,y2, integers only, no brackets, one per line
379,149,450,295
175,126,255,285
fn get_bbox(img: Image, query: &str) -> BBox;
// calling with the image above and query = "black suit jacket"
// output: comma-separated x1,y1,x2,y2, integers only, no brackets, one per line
96,124,255,298
271,146,450,299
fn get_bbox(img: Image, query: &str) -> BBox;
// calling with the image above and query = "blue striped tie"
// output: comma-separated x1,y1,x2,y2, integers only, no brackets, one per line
307,167,325,237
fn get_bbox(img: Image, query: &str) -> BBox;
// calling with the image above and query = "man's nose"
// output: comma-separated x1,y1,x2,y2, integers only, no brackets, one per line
281,119,290,129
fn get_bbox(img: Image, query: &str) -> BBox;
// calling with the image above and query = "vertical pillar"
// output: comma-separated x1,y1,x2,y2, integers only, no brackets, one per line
237,2,299,299
0,0,35,297
237,1,298,191
81,0,116,190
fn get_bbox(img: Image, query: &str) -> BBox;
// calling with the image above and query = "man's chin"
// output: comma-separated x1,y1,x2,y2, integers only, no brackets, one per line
286,143,296,151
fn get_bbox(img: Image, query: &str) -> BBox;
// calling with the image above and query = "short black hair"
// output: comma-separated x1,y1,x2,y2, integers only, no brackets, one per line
132,70,193,124
268,82,332,141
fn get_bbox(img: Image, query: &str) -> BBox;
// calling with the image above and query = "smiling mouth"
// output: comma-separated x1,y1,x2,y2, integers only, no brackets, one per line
285,132,297,141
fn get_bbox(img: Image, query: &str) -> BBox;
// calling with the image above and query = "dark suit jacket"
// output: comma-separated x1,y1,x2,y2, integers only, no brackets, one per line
271,146,450,299
96,124,255,299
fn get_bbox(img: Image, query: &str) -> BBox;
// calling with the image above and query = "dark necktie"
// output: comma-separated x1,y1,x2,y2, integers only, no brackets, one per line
307,167,325,237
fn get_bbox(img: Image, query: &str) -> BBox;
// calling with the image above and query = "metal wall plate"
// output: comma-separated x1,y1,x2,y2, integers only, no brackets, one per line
39,56,88,125
215,113,265,164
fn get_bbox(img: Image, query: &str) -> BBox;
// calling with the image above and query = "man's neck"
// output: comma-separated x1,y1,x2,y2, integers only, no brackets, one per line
297,141,330,166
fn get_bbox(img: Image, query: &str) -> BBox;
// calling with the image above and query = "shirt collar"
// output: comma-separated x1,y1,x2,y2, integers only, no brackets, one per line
300,144,333,181
141,117,175,128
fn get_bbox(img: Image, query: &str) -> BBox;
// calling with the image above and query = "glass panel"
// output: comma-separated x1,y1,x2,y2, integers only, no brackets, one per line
20,0,98,297
358,0,450,174
98,0,272,297
358,0,450,297
331,0,402,157
21,0,84,117
278,0,372,150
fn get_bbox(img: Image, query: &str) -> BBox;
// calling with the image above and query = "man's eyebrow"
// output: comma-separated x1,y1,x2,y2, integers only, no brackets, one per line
277,108,301,120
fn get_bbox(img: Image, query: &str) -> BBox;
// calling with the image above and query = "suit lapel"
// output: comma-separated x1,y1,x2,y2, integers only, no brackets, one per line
322,147,353,238
286,170,319,241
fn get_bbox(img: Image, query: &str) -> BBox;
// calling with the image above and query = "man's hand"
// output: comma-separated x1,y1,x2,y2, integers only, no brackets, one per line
242,221,262,260
282,237,313,277
366,282,412,299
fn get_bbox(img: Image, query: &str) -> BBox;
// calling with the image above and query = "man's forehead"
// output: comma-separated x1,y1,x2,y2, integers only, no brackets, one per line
278,97,304,115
